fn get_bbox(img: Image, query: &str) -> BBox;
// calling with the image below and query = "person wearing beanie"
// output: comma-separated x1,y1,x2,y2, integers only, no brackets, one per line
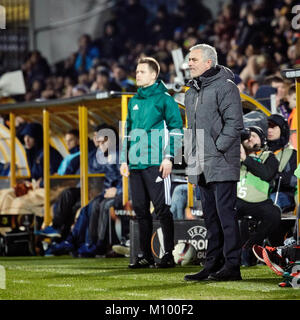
0,122,63,216
267,114,297,212
20,122,63,182
237,125,281,266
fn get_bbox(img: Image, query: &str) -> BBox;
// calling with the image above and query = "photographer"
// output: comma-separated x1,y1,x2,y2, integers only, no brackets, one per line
237,126,281,266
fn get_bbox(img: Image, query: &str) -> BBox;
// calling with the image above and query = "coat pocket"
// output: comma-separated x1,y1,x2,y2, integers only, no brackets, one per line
210,121,222,142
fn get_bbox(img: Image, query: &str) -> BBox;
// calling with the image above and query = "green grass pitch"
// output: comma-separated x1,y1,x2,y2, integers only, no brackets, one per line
0,255,299,300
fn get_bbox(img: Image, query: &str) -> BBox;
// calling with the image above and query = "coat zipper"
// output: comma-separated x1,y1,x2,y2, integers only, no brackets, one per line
194,95,199,112
200,88,204,104
193,95,199,128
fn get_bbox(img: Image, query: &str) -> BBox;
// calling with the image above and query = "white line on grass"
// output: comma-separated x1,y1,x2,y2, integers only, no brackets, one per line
12,280,31,284
47,284,72,288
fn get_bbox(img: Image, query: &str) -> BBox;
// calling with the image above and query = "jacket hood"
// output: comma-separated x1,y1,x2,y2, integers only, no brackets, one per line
267,114,290,151
188,65,235,89
200,65,234,86
136,80,167,98
20,122,43,149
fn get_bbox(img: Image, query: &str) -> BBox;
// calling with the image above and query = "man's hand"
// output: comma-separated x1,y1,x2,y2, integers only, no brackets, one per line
159,158,173,179
120,163,130,177
240,144,246,161
104,187,117,198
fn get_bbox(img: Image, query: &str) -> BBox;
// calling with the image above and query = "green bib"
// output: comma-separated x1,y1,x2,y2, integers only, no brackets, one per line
275,144,294,173
238,152,271,203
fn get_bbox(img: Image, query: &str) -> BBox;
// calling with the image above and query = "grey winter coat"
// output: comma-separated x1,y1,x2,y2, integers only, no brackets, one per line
184,65,244,185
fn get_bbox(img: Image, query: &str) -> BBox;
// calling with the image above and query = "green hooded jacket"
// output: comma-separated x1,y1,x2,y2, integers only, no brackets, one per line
121,80,183,170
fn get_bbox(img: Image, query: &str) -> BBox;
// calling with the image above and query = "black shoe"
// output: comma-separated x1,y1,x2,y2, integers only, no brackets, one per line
208,266,242,281
155,252,175,268
184,268,212,281
128,255,155,269
184,258,224,282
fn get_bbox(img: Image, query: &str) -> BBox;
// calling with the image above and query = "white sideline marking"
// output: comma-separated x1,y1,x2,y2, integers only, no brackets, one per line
47,284,72,288
82,288,108,292
125,292,149,297
12,280,31,284
206,282,279,292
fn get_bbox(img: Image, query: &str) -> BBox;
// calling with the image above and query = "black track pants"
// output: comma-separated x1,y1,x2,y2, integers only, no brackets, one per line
129,166,174,257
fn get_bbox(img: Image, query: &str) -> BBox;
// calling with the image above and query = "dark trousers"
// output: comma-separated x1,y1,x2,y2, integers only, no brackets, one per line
52,187,81,239
199,181,241,269
129,166,174,257
89,198,115,244
236,198,281,248
69,194,104,247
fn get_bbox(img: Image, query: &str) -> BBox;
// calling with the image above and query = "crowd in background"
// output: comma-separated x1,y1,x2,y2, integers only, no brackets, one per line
18,0,300,108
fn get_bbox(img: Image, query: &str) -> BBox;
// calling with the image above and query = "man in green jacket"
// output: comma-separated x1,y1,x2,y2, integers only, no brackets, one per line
120,57,183,268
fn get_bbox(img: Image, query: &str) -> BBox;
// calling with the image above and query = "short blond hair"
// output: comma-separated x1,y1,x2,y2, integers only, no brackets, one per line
137,57,160,78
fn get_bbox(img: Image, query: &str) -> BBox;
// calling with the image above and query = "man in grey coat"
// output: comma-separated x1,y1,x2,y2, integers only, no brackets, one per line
184,44,244,281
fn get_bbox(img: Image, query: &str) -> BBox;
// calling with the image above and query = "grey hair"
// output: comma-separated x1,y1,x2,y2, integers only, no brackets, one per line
189,44,218,67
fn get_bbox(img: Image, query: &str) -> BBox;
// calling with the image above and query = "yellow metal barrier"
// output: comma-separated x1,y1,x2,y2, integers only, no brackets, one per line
43,109,51,226
121,94,133,205
79,105,89,207
9,112,16,188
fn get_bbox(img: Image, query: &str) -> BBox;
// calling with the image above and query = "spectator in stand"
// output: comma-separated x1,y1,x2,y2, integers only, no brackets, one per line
57,129,80,176
36,124,109,239
62,76,76,98
62,52,78,80
7,1,300,105
226,49,246,75
25,79,44,101
90,70,121,92
21,123,63,184
15,116,28,144
247,79,259,97
53,76,65,97
266,75,290,119
114,0,148,43
40,76,59,100
77,71,90,88
0,122,63,216
240,54,274,85
88,67,97,87
46,124,122,257
147,5,173,45
22,50,51,88
96,21,122,60
213,2,239,47
111,64,136,92
71,84,89,97
234,74,246,93
74,34,100,74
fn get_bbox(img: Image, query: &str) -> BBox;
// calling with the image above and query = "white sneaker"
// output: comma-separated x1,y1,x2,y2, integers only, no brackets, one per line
112,244,130,257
